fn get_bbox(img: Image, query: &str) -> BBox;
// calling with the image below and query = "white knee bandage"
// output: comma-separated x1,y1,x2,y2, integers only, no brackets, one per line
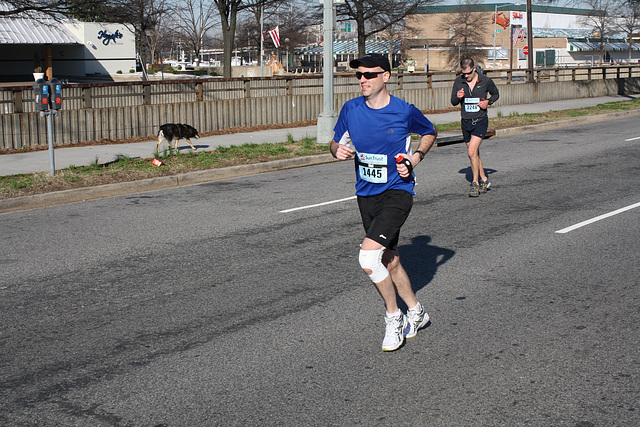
359,248,389,283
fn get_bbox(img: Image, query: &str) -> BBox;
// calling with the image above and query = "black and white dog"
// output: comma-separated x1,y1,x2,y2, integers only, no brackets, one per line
157,123,200,152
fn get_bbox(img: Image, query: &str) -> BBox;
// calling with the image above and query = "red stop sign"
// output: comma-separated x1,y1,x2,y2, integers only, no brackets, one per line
523,46,529,55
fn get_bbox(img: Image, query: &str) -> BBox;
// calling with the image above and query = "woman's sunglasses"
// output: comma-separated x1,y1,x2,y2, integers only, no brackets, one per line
355,71,385,80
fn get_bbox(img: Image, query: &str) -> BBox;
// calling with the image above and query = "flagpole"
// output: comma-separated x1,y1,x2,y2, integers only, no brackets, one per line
260,5,264,77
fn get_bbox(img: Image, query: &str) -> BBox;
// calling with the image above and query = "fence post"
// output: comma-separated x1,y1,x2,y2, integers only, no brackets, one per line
397,69,403,90
82,87,92,109
587,67,592,81
602,67,606,80
196,82,203,101
427,73,432,89
572,68,576,81
286,78,293,96
143,84,151,105
507,69,512,84
244,79,251,98
12,90,23,113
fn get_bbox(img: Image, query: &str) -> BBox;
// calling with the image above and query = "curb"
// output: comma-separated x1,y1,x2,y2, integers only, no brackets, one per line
2,109,640,214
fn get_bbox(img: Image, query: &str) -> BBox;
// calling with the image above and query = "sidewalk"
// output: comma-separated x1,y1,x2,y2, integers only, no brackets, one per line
0,95,635,177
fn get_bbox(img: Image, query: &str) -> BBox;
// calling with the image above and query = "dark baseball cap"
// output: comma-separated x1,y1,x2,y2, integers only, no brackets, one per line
350,53,391,72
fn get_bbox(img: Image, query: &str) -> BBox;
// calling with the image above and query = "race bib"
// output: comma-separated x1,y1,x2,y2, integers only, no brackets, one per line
357,152,388,184
465,97,480,113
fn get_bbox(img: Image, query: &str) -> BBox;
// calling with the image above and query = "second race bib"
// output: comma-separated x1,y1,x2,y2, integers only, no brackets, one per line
465,97,480,113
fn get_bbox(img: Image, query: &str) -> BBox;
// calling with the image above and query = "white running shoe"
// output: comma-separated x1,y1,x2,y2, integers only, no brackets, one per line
405,304,430,339
382,312,407,351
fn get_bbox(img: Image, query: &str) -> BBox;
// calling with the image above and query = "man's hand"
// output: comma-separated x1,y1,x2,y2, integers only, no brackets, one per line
478,98,489,109
456,88,465,99
395,153,416,178
330,141,355,160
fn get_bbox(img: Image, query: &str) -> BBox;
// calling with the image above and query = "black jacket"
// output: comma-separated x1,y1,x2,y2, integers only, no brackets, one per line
450,74,500,121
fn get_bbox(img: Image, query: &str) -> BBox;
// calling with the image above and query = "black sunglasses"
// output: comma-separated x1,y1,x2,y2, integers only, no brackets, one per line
461,68,475,76
355,71,386,80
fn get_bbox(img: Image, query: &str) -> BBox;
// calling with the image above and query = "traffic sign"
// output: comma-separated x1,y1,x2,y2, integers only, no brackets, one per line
523,46,529,55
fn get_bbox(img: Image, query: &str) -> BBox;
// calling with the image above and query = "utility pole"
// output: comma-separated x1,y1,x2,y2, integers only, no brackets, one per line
527,0,534,82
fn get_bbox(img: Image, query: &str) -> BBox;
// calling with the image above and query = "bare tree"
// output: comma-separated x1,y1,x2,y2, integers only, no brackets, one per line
213,0,284,78
174,0,219,65
576,0,618,64
116,0,172,68
335,0,438,58
235,0,316,66
0,0,71,17
617,0,640,62
375,21,405,68
438,0,487,69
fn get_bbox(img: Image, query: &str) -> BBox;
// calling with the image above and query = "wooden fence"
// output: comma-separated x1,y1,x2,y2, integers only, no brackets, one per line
1,65,639,150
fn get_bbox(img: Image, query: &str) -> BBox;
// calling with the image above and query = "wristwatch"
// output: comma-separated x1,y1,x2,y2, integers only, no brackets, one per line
415,150,425,161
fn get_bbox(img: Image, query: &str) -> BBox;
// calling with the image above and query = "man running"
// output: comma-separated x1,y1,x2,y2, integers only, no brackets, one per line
451,57,499,197
330,53,437,351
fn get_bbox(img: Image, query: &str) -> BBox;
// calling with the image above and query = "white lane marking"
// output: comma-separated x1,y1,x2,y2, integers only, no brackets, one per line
625,136,640,141
280,196,357,213
555,202,640,234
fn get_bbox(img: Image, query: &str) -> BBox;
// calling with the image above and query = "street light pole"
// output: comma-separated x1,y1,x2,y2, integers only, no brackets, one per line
316,0,337,144
493,4,517,70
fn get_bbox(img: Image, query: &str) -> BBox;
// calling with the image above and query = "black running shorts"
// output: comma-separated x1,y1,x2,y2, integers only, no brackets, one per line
461,117,489,143
357,189,413,250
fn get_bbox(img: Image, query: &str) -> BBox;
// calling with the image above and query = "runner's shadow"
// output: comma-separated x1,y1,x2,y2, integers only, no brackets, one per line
397,235,455,311
458,167,497,183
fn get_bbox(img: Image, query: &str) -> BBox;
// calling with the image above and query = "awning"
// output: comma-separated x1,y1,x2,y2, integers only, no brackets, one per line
0,17,81,44
296,40,401,55
570,41,639,52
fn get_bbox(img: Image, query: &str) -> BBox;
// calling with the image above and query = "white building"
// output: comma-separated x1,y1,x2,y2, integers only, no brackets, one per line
0,14,136,81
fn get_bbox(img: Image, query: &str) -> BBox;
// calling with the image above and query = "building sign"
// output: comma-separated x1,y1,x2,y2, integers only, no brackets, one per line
97,29,123,46
511,11,524,22
488,49,509,60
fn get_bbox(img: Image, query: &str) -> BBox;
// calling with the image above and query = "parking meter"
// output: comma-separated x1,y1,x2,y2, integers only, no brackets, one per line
33,79,49,111
49,78,62,110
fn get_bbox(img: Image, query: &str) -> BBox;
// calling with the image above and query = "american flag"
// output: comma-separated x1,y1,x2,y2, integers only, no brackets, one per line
268,26,281,48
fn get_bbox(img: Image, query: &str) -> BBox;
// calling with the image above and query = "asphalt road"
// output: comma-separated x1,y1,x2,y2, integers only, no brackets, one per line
1,117,639,426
